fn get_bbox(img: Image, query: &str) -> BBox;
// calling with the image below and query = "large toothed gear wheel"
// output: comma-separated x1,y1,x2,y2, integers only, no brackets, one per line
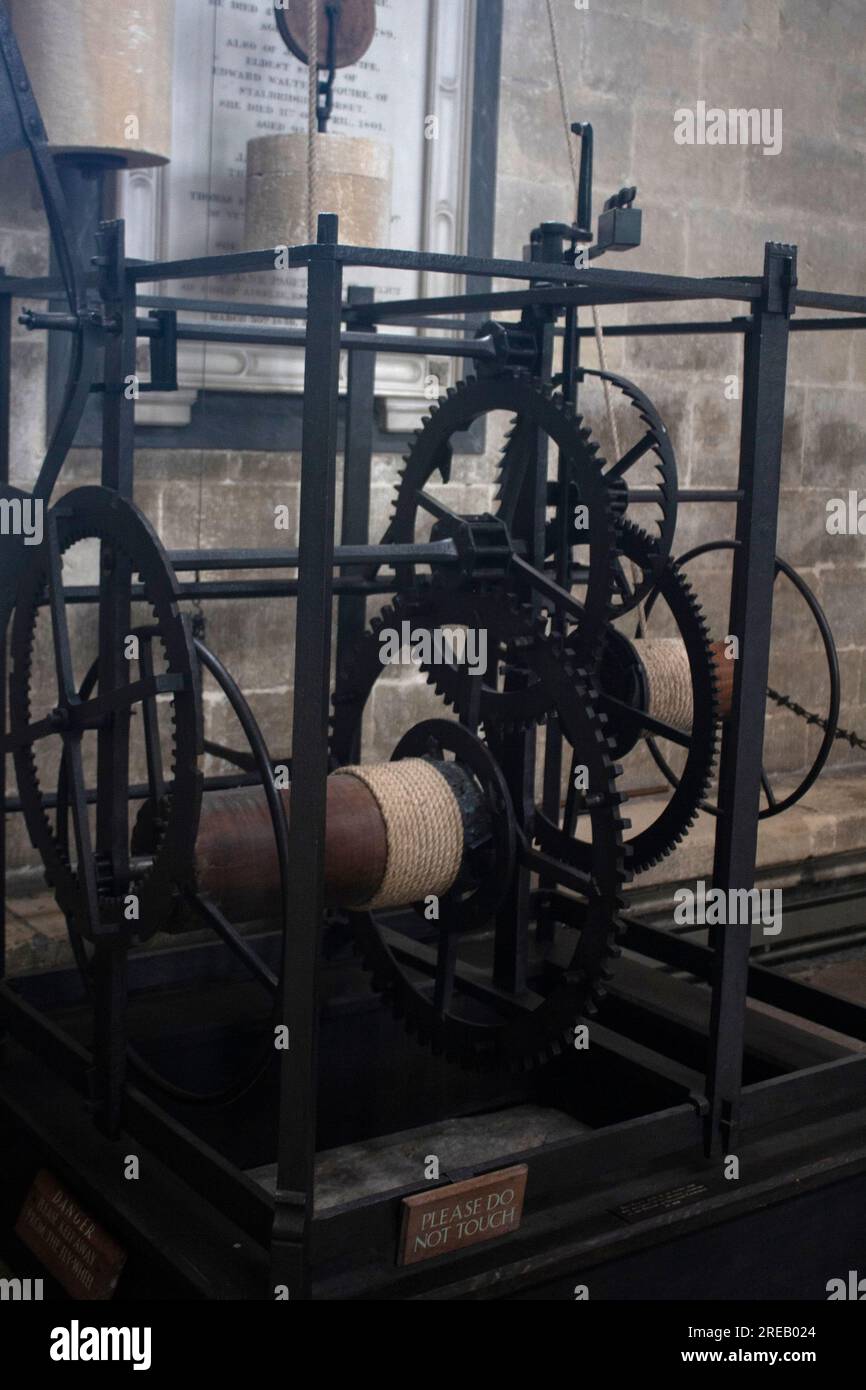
539,522,719,876
331,587,628,1070
8,486,203,943
549,366,678,616
378,373,621,667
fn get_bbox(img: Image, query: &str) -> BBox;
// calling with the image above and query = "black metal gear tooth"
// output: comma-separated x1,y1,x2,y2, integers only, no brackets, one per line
615,519,719,873
533,524,717,880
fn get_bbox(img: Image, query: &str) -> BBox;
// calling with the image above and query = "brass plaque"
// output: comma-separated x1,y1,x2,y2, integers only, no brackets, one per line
15,1169,127,1300
612,1180,710,1225
399,1164,528,1267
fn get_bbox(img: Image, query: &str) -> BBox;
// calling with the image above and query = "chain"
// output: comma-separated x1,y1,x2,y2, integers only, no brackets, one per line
191,597,207,643
766,686,866,753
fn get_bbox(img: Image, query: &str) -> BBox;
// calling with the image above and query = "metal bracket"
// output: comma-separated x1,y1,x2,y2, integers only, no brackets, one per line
143,309,178,393
270,1187,310,1298
596,201,642,256
93,221,125,305
762,242,798,317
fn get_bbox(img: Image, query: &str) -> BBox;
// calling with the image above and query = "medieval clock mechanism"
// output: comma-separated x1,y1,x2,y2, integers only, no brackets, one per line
0,0,864,1309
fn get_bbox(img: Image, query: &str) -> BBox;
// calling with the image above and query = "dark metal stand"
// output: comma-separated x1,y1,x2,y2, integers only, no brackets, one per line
2,0,866,1296
707,243,796,1156
3,224,866,1298
271,215,344,1295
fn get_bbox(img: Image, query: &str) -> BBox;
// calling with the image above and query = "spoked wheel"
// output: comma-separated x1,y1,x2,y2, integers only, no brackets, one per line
128,637,292,1105
8,486,288,1105
332,587,629,1069
379,373,621,666
55,634,290,1106
648,540,840,818
550,366,679,616
8,486,202,941
543,523,719,875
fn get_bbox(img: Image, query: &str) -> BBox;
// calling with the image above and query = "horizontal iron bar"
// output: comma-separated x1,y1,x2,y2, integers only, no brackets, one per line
568,317,866,339
130,248,281,283
173,323,496,358
139,294,311,320
568,319,753,338
790,316,866,331
3,770,269,814
623,916,866,1041
21,310,498,360
739,1054,866,1128
793,289,866,315
0,274,95,297
346,313,472,333
141,298,474,334
293,244,765,299
11,294,865,344
757,926,866,965
628,488,743,502
348,285,751,323
54,578,403,603
166,539,458,571
124,243,764,301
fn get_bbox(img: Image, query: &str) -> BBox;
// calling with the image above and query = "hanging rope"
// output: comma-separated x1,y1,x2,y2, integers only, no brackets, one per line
544,0,620,462
307,0,320,240
544,0,654,637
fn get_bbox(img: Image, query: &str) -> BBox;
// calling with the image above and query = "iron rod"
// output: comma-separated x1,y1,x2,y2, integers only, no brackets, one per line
166,539,458,571
705,244,795,1157
19,310,499,360
272,215,343,1298
337,287,376,762
55,578,402,603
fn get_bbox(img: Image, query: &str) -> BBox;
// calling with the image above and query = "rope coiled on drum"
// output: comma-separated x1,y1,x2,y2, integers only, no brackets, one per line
633,638,693,732
333,758,464,909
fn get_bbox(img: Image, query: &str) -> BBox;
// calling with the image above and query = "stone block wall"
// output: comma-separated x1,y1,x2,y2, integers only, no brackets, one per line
496,0,866,798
